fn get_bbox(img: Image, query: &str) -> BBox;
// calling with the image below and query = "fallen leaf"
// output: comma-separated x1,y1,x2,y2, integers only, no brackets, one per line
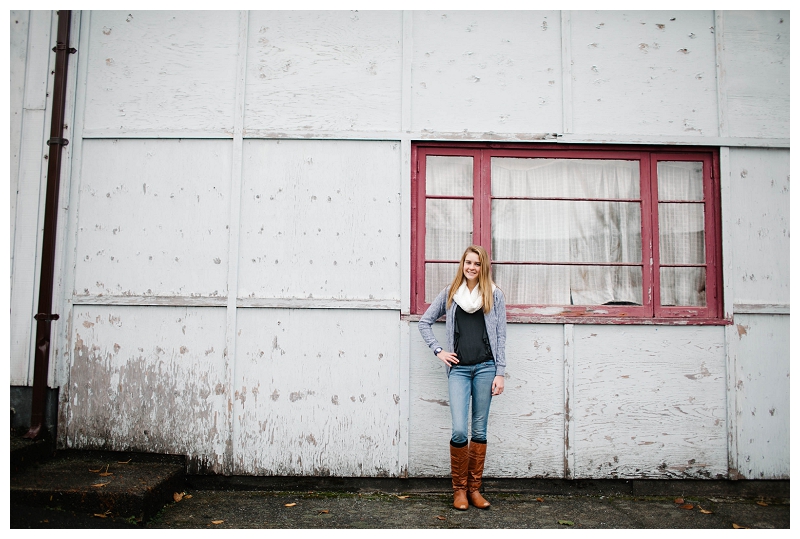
99,472,113,477
397,495,410,499
184,494,193,499
42,520,48,523
732,523,749,529
284,503,297,507
679,504,694,510
211,520,224,525
699,508,713,514
91,483,108,488
117,459,132,464
93,511,111,518
174,492,184,502
536,497,544,502
318,510,329,514
558,520,574,526
435,515,446,520
89,467,102,473
756,501,768,507
674,497,684,504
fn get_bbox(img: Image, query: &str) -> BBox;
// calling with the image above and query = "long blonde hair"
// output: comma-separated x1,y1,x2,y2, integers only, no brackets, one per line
446,245,494,314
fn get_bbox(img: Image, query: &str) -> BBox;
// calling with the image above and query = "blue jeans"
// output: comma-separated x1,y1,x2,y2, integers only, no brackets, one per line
448,360,496,445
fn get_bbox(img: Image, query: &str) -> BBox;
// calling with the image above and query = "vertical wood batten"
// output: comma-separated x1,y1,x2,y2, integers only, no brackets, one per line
719,146,736,476
50,10,83,389
226,10,250,473
560,10,573,134
563,323,574,479
58,10,91,440
10,10,30,257
398,9,413,477
714,11,728,138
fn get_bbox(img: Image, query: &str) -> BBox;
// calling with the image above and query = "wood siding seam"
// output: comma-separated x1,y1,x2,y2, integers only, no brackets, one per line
398,321,410,477
563,323,574,479
560,10,573,135
225,10,250,473
714,11,729,138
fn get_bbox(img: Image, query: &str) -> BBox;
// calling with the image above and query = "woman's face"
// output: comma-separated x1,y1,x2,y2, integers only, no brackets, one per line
463,252,481,283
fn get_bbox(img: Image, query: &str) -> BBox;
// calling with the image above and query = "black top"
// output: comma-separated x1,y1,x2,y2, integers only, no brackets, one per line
454,305,494,366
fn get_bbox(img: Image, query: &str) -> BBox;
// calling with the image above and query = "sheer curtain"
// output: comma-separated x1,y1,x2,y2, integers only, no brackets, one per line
491,158,642,306
657,161,706,306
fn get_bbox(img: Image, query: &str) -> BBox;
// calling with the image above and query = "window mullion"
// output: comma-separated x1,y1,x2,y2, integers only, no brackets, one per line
642,153,658,318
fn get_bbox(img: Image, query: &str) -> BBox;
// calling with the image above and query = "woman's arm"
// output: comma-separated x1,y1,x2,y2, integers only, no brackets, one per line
493,289,507,377
418,288,459,365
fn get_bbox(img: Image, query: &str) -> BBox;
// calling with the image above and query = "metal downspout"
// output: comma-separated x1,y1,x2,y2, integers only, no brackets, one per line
24,10,76,440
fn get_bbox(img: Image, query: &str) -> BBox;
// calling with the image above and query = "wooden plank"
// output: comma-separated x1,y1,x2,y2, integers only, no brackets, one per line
74,139,232,298
733,303,789,315
411,10,562,135
722,11,789,139
82,11,239,134
727,148,789,305
238,139,401,301
570,10,718,137
244,11,403,132
409,322,564,477
232,308,401,476
732,313,789,479
572,325,727,479
563,323,574,479
714,11,728,137
10,10,54,386
63,305,229,473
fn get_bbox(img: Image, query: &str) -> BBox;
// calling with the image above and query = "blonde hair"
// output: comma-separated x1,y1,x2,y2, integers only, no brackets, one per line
446,245,494,314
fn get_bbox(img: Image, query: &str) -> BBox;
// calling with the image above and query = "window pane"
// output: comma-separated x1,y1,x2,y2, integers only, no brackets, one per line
658,161,703,201
659,203,705,264
660,267,706,306
492,200,642,263
492,158,640,199
425,263,459,303
425,199,473,260
493,264,642,306
426,156,473,196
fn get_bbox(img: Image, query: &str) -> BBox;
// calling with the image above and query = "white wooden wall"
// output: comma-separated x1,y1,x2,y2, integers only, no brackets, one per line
9,10,788,478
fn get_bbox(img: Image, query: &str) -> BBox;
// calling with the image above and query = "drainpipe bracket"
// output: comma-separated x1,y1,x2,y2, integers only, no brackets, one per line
47,137,69,146
52,44,77,54
34,313,60,321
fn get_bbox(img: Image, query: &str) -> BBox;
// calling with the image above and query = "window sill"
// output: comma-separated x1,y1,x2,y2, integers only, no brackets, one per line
402,313,732,326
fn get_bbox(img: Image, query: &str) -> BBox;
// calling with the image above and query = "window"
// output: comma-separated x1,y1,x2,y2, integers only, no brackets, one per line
411,143,723,322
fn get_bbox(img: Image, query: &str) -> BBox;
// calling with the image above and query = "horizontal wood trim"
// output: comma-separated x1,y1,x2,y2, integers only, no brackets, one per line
732,303,790,315
71,296,401,310
402,313,732,326
79,130,789,149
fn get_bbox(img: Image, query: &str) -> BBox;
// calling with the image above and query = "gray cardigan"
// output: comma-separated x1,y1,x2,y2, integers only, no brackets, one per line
418,286,507,377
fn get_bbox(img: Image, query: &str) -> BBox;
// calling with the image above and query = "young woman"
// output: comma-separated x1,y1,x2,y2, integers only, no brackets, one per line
418,245,506,510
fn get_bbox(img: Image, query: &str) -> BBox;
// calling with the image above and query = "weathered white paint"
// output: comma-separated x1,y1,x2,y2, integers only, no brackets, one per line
732,314,789,479
238,139,401,302
722,11,789,139
572,325,727,479
563,324,575,478
10,10,54,385
62,305,229,473
409,322,565,478
244,11,403,133
233,308,401,476
411,10,562,134
570,10,718,137
727,148,790,306
82,11,239,135
74,139,232,298
10,11,30,247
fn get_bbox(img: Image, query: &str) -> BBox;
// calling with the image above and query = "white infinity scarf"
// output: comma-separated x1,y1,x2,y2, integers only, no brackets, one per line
452,281,496,314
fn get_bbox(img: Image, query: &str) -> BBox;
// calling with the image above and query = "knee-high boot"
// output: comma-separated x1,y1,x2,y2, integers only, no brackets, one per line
450,443,469,510
467,441,491,509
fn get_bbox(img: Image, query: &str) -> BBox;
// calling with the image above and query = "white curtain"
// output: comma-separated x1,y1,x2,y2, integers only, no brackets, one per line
491,158,642,306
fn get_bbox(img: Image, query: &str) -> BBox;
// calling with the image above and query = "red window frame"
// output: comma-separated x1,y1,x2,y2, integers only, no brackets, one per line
411,142,724,323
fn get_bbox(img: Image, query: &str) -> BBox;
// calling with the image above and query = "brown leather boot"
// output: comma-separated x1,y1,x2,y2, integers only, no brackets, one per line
450,443,469,510
467,441,491,509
